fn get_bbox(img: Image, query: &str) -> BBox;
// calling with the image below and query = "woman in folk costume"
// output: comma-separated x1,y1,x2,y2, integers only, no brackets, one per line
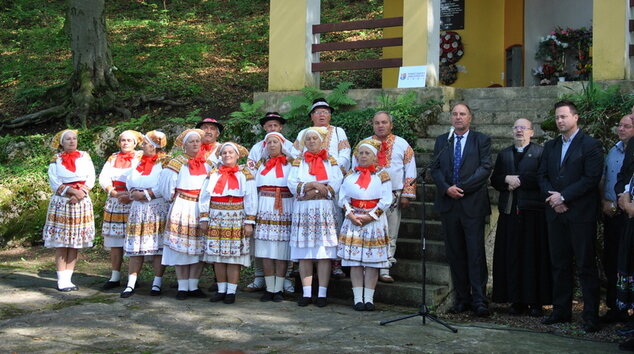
254,132,294,302
159,128,210,300
120,131,170,298
338,139,392,311
199,142,256,304
43,129,96,291
287,126,343,307
99,130,143,290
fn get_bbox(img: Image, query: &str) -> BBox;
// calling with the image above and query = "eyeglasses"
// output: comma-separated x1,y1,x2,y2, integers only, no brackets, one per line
513,126,532,131
312,109,331,116
618,124,634,129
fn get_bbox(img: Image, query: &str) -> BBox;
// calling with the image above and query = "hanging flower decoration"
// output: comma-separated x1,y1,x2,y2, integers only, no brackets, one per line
440,31,464,64
533,26,592,84
439,31,464,85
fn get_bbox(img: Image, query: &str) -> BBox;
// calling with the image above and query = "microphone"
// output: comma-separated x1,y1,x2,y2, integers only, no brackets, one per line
447,127,455,142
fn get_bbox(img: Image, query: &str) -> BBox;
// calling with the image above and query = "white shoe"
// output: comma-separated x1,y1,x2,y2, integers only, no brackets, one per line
283,278,294,293
244,276,265,292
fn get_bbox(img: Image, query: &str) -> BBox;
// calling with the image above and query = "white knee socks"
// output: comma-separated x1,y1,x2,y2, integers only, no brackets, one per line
364,288,375,303
274,276,285,293
188,278,199,291
264,276,275,292
217,282,228,294
109,270,121,282
353,287,364,304
227,283,238,295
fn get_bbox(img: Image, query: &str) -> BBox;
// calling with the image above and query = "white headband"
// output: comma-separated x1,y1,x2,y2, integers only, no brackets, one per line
144,134,159,148
358,143,378,155
183,131,199,144
304,129,324,142
220,142,239,154
60,130,73,142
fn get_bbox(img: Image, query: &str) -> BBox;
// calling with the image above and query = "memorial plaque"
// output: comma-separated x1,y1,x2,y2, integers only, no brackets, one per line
441,0,465,30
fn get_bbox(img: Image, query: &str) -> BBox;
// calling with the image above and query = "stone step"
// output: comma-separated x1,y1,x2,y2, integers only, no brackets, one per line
395,238,447,263
329,278,451,308
398,219,443,241
391,259,451,285
426,124,546,139
437,110,551,125
401,201,438,219
416,137,514,153
459,86,562,100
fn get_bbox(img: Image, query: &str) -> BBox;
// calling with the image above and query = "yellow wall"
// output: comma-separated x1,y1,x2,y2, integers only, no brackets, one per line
449,0,505,88
268,0,313,91
382,0,403,88
593,0,627,80
504,0,523,49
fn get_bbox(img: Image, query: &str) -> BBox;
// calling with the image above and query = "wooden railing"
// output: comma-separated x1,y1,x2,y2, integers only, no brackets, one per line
311,17,403,72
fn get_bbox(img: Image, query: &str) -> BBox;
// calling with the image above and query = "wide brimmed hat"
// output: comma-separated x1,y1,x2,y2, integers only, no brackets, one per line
216,142,249,159
50,129,78,149
144,130,167,149
117,130,144,147
308,98,334,117
259,112,287,126
196,117,224,134
174,128,205,147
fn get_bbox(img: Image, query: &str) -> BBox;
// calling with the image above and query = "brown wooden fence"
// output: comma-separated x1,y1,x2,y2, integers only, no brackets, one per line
311,17,403,72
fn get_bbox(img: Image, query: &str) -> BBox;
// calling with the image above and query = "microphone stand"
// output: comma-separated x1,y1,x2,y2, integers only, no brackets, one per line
380,133,457,333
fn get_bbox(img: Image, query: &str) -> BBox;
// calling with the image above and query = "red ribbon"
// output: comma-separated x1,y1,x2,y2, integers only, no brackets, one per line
304,149,328,181
261,155,287,178
188,155,207,176
136,154,159,175
114,151,135,169
377,141,389,167
213,165,240,194
354,164,376,189
60,151,81,172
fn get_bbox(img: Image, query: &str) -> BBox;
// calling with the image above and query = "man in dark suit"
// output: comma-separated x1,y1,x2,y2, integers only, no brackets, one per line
431,103,493,317
538,100,603,333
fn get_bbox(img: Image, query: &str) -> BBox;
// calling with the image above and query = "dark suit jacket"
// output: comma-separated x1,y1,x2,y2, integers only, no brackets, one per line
431,130,492,218
491,142,544,212
537,129,603,222
615,138,634,196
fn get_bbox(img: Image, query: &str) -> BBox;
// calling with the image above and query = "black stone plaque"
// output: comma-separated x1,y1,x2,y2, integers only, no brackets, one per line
441,0,465,31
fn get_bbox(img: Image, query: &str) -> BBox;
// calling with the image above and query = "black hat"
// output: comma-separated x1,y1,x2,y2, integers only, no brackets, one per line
308,98,334,117
195,117,224,134
259,112,287,126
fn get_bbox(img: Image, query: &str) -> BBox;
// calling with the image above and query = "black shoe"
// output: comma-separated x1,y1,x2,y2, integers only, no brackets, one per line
150,286,161,296
260,291,274,302
542,313,572,325
120,286,135,298
101,280,120,290
353,302,366,311
176,291,188,300
508,303,527,315
298,297,312,307
57,286,73,292
315,297,328,307
188,288,206,298
583,319,600,333
448,303,471,314
272,291,284,302
474,304,490,317
619,337,634,351
365,302,376,311
600,309,629,323
223,293,236,304
209,292,226,302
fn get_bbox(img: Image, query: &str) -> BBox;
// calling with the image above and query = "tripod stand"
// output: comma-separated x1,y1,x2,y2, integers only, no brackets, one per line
380,135,457,333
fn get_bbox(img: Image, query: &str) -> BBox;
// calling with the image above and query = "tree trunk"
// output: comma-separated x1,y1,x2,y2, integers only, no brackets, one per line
68,0,118,127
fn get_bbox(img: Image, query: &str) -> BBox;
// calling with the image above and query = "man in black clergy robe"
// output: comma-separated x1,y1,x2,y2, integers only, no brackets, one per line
538,100,603,333
431,103,493,317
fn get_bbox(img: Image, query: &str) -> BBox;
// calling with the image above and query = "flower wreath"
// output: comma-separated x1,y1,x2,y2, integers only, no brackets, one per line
440,31,464,65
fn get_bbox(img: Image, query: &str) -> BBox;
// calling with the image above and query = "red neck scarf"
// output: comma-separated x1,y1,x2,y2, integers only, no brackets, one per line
114,151,135,169
187,154,207,176
377,140,389,167
200,143,216,153
355,164,376,189
213,165,240,194
304,149,328,181
136,154,159,175
60,151,81,172
261,155,287,178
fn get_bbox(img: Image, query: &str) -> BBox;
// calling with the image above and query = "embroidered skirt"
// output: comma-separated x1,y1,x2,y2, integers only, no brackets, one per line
254,188,292,260
102,196,131,247
290,199,338,249
202,199,250,266
337,206,390,268
42,194,95,249
124,198,169,256
163,194,203,257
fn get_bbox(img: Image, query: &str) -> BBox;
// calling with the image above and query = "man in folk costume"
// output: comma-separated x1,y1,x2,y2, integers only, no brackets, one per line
99,130,144,290
353,111,417,283
245,112,295,293
291,98,351,279
196,117,224,166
